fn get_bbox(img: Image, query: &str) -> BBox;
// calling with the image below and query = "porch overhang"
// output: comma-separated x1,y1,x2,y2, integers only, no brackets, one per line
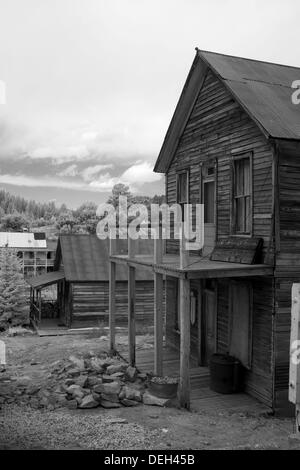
110,254,273,279
26,270,65,289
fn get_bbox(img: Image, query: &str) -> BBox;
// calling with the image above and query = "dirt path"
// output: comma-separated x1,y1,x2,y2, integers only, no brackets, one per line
0,332,297,450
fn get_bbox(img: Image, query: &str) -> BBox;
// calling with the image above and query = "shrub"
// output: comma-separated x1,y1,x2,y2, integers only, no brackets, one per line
0,248,29,330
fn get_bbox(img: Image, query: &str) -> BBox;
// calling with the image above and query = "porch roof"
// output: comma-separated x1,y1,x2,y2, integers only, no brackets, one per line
26,270,65,289
110,253,273,279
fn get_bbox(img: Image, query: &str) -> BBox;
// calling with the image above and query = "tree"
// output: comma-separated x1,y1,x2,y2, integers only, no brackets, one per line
0,248,29,330
107,183,132,208
56,212,77,233
0,213,30,232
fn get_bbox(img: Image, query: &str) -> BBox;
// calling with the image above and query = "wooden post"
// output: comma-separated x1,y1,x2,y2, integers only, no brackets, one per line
128,237,136,259
38,289,42,323
180,222,189,269
154,272,164,376
289,283,300,432
128,266,136,366
178,277,190,409
109,261,116,352
154,221,163,264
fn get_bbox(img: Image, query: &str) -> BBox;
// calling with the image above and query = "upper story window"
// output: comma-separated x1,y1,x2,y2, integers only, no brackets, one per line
232,153,252,235
176,171,188,220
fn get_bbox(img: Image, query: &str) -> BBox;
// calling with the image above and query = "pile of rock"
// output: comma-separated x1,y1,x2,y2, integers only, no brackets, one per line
0,352,174,410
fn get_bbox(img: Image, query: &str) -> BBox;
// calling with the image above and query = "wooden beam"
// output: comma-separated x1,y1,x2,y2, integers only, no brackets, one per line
180,223,189,269
38,289,42,323
128,237,136,259
109,261,116,352
178,277,190,409
154,272,164,376
128,266,136,366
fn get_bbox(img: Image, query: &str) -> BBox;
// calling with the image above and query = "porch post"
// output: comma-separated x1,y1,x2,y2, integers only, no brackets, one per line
154,222,164,376
109,232,117,353
109,261,116,352
178,277,190,409
128,266,136,366
38,289,42,323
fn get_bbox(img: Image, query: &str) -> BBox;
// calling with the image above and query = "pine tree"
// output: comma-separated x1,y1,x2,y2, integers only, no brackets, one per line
0,248,29,330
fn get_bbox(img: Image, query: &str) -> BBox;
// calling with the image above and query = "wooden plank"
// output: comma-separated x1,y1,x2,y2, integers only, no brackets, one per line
178,277,190,409
109,261,116,352
128,266,136,366
154,272,164,376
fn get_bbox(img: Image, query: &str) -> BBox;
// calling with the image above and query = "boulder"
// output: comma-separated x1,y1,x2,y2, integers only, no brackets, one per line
100,400,122,409
68,355,85,371
78,394,99,409
93,381,121,395
101,393,120,403
67,368,81,378
75,375,88,388
125,366,137,382
87,376,103,388
143,391,172,407
66,384,85,400
65,378,75,386
121,398,140,407
89,357,105,372
67,399,78,409
121,386,142,402
106,363,127,375
102,374,116,383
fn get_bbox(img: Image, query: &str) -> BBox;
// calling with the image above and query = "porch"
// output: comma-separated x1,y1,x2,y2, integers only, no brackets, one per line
108,228,274,409
121,345,270,414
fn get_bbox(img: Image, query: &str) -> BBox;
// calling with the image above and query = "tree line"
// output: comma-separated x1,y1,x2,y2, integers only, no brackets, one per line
0,184,165,235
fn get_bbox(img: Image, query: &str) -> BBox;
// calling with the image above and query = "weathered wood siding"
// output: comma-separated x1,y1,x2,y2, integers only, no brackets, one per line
216,278,274,407
71,281,157,325
166,70,274,258
274,144,300,413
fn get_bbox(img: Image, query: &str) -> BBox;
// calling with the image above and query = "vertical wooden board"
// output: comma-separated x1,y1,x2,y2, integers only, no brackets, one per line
178,278,190,409
109,261,116,352
128,266,136,366
289,283,300,404
154,272,164,376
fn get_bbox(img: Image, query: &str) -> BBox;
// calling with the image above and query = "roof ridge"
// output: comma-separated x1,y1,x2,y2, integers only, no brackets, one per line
196,48,300,70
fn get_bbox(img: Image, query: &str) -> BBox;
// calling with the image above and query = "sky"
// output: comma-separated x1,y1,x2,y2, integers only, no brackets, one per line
0,0,299,208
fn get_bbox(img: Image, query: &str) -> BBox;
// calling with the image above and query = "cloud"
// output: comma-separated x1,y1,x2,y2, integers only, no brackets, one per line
121,161,162,186
81,164,114,182
58,164,78,177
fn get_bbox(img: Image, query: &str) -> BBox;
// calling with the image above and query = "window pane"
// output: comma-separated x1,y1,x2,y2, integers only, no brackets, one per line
234,156,251,234
245,196,250,232
178,173,188,204
236,197,245,232
204,181,215,223
243,159,250,195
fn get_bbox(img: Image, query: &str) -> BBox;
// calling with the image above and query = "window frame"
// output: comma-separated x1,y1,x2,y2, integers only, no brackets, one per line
230,152,253,237
176,169,189,223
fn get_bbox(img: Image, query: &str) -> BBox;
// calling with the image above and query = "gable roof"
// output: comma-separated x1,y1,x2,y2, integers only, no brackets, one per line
0,232,47,249
154,49,300,173
56,234,153,282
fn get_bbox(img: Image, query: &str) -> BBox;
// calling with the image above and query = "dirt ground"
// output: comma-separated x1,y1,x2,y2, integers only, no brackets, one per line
0,330,297,450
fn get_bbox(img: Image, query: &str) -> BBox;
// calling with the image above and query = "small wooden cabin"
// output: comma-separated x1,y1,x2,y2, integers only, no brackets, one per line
109,50,300,415
29,234,156,329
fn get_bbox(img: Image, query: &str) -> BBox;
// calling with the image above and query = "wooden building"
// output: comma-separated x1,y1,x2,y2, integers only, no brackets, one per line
0,232,56,277
28,234,156,328
109,50,300,414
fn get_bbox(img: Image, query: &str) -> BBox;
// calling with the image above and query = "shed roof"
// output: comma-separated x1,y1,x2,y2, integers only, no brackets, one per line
0,232,47,249
26,270,65,289
57,234,153,282
154,50,300,173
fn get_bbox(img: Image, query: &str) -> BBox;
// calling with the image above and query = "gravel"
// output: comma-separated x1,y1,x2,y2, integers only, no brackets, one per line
0,404,163,450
